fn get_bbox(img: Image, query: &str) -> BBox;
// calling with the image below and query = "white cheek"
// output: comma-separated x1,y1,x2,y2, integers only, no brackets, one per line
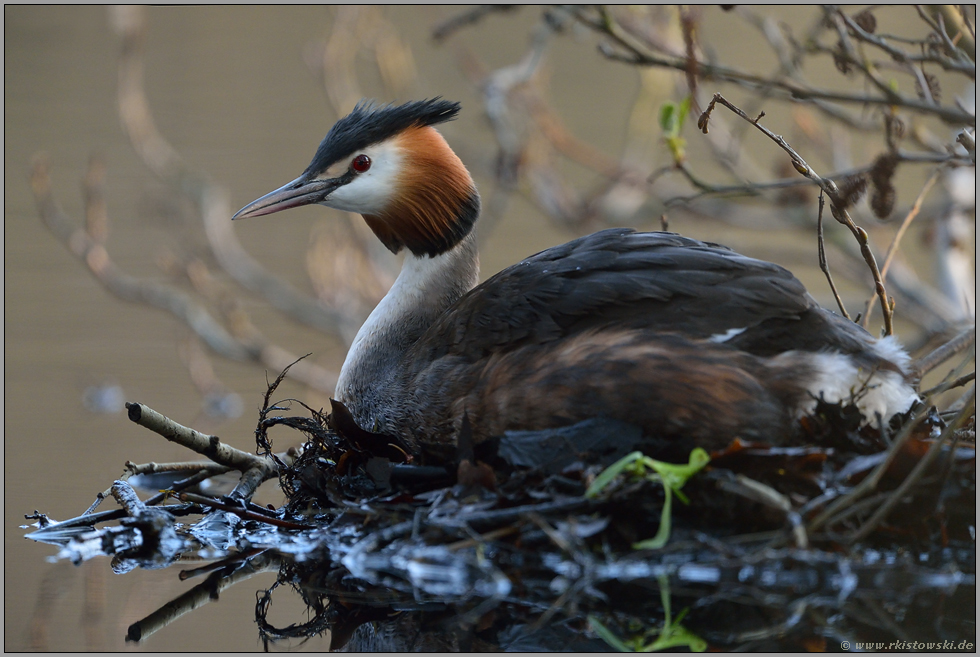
322,142,403,214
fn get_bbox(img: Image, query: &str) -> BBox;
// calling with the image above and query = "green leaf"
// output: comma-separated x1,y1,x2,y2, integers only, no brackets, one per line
588,615,634,652
659,103,678,135
632,448,710,550
665,135,687,163
588,609,707,653
660,96,693,162
644,610,708,653
585,451,645,498
587,448,710,551
651,448,710,493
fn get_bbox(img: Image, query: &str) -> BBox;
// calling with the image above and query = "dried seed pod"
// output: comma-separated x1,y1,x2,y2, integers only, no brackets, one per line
833,44,852,74
915,72,942,103
886,115,905,141
926,31,955,58
869,153,899,219
869,153,898,187
852,10,877,34
871,183,896,219
836,173,869,209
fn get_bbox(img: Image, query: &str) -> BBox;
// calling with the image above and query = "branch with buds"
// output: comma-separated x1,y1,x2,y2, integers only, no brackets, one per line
697,92,897,335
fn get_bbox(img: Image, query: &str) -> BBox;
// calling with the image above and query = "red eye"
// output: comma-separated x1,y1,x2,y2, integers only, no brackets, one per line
351,154,371,173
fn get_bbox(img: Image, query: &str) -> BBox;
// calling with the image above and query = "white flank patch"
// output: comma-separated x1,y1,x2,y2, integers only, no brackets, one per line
783,351,918,423
870,334,913,373
708,327,747,343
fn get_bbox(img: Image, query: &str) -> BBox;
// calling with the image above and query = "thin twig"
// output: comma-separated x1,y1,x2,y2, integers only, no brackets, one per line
847,388,975,543
715,473,808,549
919,371,976,398
819,491,893,532
431,5,516,42
574,8,975,125
861,169,941,327
176,492,313,530
909,326,976,379
698,92,894,334
807,402,932,532
663,151,969,205
817,191,850,318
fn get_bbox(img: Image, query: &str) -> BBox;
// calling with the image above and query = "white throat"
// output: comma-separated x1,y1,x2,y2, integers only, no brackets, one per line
335,234,479,401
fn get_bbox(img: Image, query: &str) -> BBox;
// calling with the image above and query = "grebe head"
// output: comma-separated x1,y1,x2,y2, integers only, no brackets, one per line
233,98,480,258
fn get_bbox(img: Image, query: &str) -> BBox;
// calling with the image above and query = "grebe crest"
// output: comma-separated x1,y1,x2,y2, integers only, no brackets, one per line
235,98,479,258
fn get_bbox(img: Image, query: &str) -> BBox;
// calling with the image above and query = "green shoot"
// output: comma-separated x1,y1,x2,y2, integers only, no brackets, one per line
585,448,710,550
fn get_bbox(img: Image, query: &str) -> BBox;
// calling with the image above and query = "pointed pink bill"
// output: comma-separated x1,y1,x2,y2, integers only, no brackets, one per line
232,175,341,220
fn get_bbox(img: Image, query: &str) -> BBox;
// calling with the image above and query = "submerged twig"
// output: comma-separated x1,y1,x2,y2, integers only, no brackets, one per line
127,552,281,643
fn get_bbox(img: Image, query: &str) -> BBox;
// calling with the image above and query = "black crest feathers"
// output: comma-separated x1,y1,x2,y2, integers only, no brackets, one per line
304,98,461,176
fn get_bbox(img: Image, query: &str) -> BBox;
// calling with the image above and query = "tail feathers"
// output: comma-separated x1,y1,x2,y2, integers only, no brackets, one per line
774,346,919,423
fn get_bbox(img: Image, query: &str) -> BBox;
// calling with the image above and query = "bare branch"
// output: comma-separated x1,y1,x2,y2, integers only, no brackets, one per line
31,155,253,362
698,92,895,335
910,326,977,379
30,155,339,393
124,402,289,501
663,151,969,205
574,7,975,125
920,371,976,398
112,6,357,342
124,460,231,477
817,192,850,319
431,5,517,42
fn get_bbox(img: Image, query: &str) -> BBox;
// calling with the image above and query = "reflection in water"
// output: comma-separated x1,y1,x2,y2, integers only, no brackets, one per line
24,394,976,651
27,561,108,652
28,562,76,652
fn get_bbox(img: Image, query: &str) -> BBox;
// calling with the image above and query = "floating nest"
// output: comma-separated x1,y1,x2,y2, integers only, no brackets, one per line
25,368,976,651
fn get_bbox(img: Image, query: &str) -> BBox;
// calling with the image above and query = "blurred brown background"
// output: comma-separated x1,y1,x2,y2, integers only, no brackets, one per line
5,6,973,651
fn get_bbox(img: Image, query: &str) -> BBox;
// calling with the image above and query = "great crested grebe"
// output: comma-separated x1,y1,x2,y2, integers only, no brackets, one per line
234,99,917,459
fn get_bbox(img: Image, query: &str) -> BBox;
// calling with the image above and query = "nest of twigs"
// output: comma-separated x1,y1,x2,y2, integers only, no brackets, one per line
26,359,976,651
252,391,975,651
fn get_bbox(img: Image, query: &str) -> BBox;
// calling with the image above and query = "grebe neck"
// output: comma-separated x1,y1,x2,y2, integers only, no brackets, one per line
335,233,479,404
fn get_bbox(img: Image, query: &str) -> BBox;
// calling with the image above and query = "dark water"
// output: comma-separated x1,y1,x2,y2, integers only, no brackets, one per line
5,5,971,651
